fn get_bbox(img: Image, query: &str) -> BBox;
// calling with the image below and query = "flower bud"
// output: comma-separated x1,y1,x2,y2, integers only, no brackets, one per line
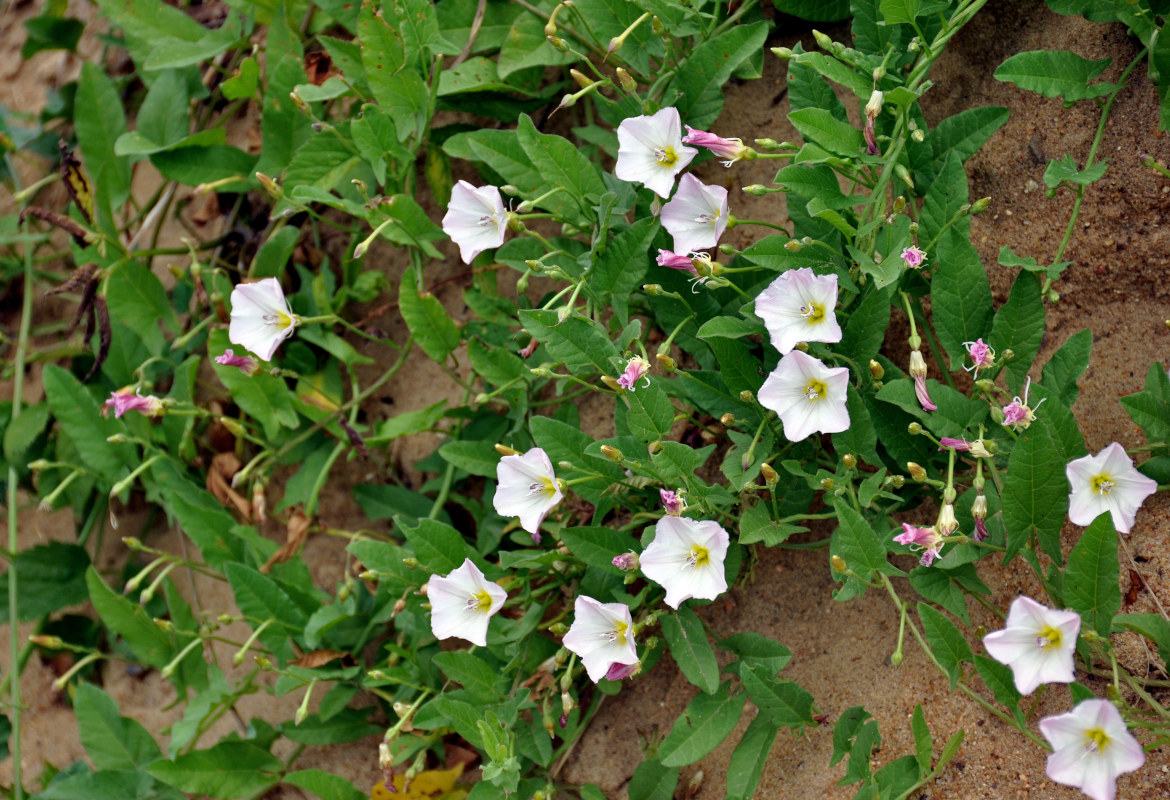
783,239,803,253
616,67,637,92
972,197,991,214
656,352,676,372
643,283,663,295
907,462,927,482
1001,348,1014,361
601,375,623,391
739,390,754,403
742,184,769,196
842,454,857,469
771,47,793,60
548,35,568,52
972,493,988,521
820,478,835,491
812,30,833,50
600,444,624,463
970,439,993,459
570,69,592,90
612,552,639,570
495,443,519,456
754,138,779,150
868,359,884,381
831,555,847,573
1048,290,1061,304
865,89,883,119
549,622,569,635
911,129,925,142
402,557,420,569
907,422,923,435
647,440,662,455
29,635,65,649
890,651,904,667
761,463,778,487
885,474,905,489
937,503,958,534
990,405,1006,424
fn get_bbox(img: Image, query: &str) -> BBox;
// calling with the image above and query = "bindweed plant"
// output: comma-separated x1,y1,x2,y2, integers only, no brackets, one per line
3,1,1170,800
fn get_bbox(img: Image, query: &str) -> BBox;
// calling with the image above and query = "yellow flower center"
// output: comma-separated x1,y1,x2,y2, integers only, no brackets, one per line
1036,625,1062,650
686,545,710,568
805,379,826,401
800,302,825,324
654,146,678,167
607,620,629,645
1091,474,1115,495
1084,727,1110,753
529,476,559,498
468,589,493,612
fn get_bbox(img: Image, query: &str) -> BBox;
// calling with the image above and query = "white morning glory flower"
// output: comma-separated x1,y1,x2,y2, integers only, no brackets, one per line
427,558,507,647
982,596,1081,695
228,278,301,361
441,180,509,264
1066,442,1158,534
753,267,842,355
639,515,729,609
758,350,850,442
659,174,729,256
492,448,564,540
562,595,638,683
614,107,697,199
1040,698,1145,800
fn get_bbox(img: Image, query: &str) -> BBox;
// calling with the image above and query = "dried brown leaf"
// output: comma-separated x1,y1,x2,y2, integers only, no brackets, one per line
260,508,310,573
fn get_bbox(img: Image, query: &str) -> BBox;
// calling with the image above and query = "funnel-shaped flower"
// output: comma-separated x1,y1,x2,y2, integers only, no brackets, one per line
229,278,301,362
983,596,1081,695
1040,699,1144,800
442,181,508,264
754,267,842,355
1066,442,1157,534
640,516,729,609
758,350,850,441
660,174,729,256
562,596,638,682
493,448,563,539
428,558,507,647
615,107,697,198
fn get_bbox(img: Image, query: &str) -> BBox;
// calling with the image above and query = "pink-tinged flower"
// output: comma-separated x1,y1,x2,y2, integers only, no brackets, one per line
612,552,640,571
103,387,164,419
427,558,507,647
863,90,883,156
908,349,936,412
660,488,683,516
971,493,989,541
616,356,651,391
656,249,698,274
758,350,850,442
614,107,697,198
937,438,993,458
964,338,995,374
681,125,752,166
1002,376,1044,431
492,448,564,540
562,595,638,682
639,516,729,609
660,174,729,256
1039,698,1144,800
893,522,944,566
441,181,509,264
983,596,1081,695
1066,442,1158,534
604,661,639,681
214,349,261,376
900,246,927,269
229,278,301,361
753,267,842,355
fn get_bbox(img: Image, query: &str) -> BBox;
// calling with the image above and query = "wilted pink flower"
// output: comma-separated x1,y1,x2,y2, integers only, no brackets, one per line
660,488,683,516
604,661,640,681
104,388,164,419
215,349,261,376
681,125,753,166
908,349,936,412
612,552,640,571
863,90,883,156
971,493,989,541
893,522,943,566
519,338,538,359
900,247,927,269
656,249,697,274
1002,376,1044,431
616,356,651,391
964,338,995,374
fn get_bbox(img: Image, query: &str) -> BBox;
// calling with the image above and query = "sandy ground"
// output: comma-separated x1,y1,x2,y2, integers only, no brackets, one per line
1,0,1169,799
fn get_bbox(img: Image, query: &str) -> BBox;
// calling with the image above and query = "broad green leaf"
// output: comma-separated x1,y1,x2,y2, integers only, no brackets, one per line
86,568,177,668
831,502,899,595
91,0,206,46
974,654,1023,721
930,234,992,366
439,439,500,478
658,682,745,767
739,664,816,730
776,163,854,209
909,565,972,625
994,50,1116,102
559,526,631,575
1113,613,1170,666
989,271,1046,394
874,755,921,798
282,708,380,744
141,16,244,70
627,760,678,800
724,713,780,800
147,741,282,799
1065,515,1118,638
588,217,657,325
346,539,418,590
911,705,932,773
997,244,1071,283
832,384,879,466
788,107,865,157
210,330,299,440
433,652,505,703
400,267,461,362
0,542,89,621
880,0,919,25
358,0,405,92
1043,153,1109,188
516,115,606,224
737,503,805,547
625,382,675,444
442,129,543,199
920,151,970,250
225,563,307,661
1001,422,1068,562
106,262,177,355
1041,329,1091,406
696,316,766,340
497,13,573,78
1120,363,1170,445
517,309,617,374
254,53,311,178
917,603,973,688
839,286,891,366
277,133,361,215
73,683,162,770
775,0,851,21
668,22,770,129
284,770,365,800
38,769,155,800
661,606,721,695
75,63,129,222
717,631,792,674
929,106,1010,170
787,45,849,121
151,144,257,189
401,517,477,575
831,706,873,766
